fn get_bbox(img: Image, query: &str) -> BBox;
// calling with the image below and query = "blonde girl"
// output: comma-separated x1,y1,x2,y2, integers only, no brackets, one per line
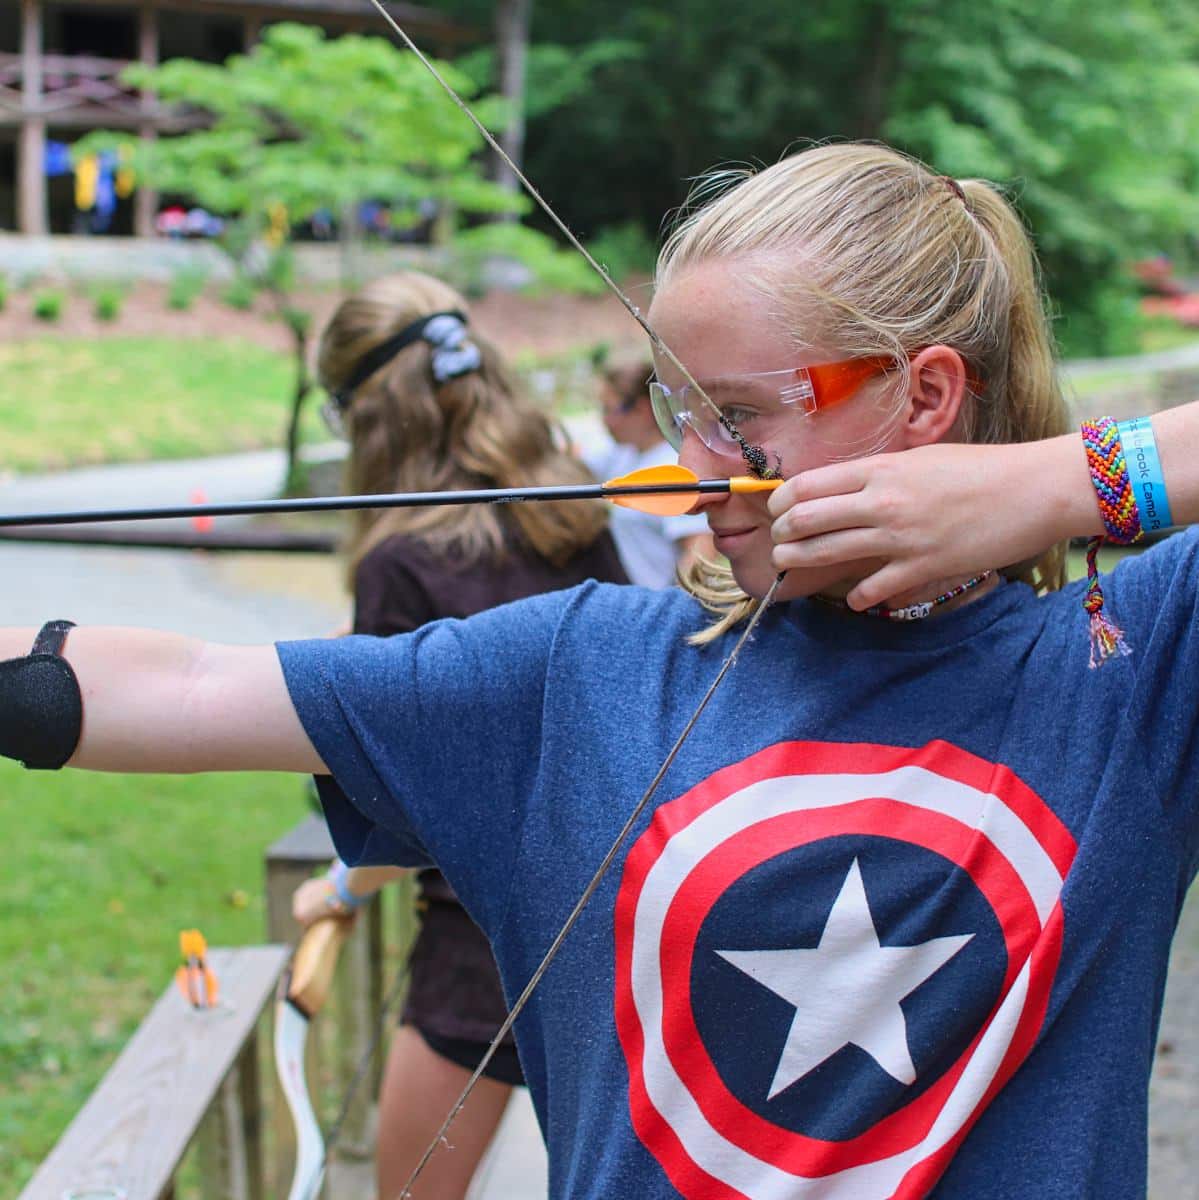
6,144,1199,1199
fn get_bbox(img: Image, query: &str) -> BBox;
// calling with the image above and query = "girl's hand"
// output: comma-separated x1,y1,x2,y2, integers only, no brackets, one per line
768,438,1092,610
292,876,355,928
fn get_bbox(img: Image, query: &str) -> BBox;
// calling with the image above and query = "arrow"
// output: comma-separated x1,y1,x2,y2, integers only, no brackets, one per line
0,465,782,528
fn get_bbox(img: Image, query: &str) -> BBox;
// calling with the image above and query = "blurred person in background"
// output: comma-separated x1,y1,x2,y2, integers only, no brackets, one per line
584,360,714,587
291,270,626,1200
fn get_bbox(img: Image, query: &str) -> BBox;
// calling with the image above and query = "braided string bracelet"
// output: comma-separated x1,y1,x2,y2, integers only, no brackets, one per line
1080,416,1143,667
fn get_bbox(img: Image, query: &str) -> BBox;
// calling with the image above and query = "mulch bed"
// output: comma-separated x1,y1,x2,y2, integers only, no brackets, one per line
0,279,651,360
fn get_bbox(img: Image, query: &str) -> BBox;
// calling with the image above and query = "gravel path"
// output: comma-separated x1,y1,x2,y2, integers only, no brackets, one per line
1149,885,1199,1199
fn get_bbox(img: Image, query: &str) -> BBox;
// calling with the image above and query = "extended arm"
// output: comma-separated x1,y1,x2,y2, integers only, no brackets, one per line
0,626,326,774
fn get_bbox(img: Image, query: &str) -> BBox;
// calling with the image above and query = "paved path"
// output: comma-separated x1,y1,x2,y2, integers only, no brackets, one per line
1061,341,1199,380
4,450,1197,1197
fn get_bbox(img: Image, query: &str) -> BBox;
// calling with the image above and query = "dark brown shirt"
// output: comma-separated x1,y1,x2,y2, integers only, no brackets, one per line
353,529,628,639
352,526,627,1042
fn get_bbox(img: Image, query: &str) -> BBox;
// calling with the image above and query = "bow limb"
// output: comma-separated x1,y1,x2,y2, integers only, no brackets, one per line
274,915,353,1200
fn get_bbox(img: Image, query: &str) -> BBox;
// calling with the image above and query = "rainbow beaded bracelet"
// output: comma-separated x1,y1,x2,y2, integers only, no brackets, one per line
1080,416,1145,546
1079,416,1144,667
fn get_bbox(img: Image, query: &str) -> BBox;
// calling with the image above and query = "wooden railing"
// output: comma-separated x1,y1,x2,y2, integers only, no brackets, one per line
16,945,289,1199
17,814,404,1199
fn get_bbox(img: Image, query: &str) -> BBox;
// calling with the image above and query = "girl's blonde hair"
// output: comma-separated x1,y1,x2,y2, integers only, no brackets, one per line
317,271,608,578
656,142,1069,640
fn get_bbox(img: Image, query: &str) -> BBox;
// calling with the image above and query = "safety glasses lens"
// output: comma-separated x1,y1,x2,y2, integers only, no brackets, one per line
648,382,685,451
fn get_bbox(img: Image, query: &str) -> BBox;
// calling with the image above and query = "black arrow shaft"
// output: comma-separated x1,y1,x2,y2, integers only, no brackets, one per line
0,478,731,529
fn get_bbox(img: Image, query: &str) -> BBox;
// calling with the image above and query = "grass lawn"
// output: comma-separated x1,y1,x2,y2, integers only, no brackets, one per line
0,763,310,1197
0,338,327,473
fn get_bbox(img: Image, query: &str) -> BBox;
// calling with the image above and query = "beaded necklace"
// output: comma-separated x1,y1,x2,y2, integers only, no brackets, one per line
816,570,995,622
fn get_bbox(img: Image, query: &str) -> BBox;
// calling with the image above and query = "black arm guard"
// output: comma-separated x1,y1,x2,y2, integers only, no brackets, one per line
0,621,82,770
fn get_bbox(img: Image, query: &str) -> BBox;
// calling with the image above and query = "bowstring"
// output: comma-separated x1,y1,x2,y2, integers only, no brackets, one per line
351,8,787,1192
395,575,783,1198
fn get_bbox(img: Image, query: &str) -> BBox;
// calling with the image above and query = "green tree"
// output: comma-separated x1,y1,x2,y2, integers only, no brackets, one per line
880,0,1199,354
82,23,590,482
446,0,1199,355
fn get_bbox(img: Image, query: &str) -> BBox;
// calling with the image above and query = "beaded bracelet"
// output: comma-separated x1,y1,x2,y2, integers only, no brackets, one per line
1079,416,1142,667
1080,417,1144,546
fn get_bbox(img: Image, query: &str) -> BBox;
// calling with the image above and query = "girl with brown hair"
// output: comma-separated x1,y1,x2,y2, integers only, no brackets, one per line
290,270,626,1199
7,143,1199,1198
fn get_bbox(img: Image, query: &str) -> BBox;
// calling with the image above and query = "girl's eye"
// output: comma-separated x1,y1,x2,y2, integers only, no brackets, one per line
720,406,757,426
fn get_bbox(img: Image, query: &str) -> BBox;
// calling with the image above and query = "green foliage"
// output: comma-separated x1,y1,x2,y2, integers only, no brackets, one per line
588,221,658,283
221,275,257,310
445,0,1199,355
166,264,209,311
878,0,1199,356
79,24,523,240
0,274,7,312
281,305,311,338
32,291,63,323
446,223,604,297
91,283,126,323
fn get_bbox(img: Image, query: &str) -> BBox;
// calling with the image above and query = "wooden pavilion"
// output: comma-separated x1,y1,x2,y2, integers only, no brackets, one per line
0,0,471,235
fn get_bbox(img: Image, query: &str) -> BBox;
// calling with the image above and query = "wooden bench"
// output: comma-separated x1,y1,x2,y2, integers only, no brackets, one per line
17,945,289,1200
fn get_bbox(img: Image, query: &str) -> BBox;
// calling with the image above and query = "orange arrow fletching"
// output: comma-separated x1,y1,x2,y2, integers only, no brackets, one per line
602,465,782,516
605,465,704,516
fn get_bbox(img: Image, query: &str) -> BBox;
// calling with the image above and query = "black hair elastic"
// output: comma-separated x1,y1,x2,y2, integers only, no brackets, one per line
0,620,83,770
331,309,481,410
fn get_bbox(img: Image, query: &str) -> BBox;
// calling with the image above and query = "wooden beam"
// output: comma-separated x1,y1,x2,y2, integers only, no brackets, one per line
134,1,159,237
15,0,476,42
17,0,46,235
15,947,289,1200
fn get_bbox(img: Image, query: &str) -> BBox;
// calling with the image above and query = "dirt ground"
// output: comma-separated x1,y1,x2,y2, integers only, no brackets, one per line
0,278,653,360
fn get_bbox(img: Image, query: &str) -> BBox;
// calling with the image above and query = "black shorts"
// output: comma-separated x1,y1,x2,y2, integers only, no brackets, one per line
418,1028,525,1087
402,888,526,1088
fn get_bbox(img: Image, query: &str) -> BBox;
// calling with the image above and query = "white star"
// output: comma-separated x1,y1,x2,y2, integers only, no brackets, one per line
717,858,973,1100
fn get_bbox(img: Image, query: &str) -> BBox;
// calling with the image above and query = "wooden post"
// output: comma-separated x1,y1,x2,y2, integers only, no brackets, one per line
17,0,46,235
264,815,387,1178
244,14,262,47
134,1,159,238
331,895,384,1157
490,0,531,215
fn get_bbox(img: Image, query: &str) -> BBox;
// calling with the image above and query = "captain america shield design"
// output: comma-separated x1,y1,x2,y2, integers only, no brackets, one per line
613,739,1076,1200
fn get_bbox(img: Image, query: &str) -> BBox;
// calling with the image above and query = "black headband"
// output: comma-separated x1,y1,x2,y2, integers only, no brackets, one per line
333,309,481,408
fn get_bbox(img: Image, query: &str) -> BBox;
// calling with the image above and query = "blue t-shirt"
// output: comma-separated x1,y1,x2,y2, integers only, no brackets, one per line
277,530,1199,1200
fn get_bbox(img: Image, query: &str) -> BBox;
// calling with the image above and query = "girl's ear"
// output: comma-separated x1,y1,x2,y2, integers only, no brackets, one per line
901,345,969,447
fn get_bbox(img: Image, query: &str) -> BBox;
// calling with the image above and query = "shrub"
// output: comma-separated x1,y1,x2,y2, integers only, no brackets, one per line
33,291,64,322
92,284,126,322
0,274,7,312
446,224,602,298
221,275,257,311
588,221,658,282
167,265,209,311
